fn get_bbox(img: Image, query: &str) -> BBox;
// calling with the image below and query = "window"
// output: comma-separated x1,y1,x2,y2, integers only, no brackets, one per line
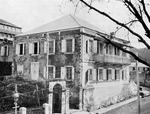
49,40,55,54
97,68,103,81
86,40,88,53
85,69,93,84
55,67,61,78
106,69,112,80
66,67,74,80
115,69,120,80
16,43,25,55
29,42,39,55
66,39,73,52
109,45,112,54
97,42,103,54
33,42,38,54
114,47,120,56
61,38,74,53
48,66,55,79
1,45,8,56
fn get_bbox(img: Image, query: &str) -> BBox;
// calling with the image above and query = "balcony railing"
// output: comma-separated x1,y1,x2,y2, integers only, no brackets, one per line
94,54,130,64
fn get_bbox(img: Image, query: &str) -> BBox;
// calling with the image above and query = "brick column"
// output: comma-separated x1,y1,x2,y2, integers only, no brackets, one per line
48,92,53,114
66,89,70,114
61,89,66,114
43,103,49,114
79,88,83,110
19,107,26,114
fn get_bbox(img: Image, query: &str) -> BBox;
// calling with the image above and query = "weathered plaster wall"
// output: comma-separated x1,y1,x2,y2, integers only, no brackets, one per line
14,34,47,81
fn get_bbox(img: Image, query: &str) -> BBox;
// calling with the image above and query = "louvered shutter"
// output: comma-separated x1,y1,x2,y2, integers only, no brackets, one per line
103,69,106,80
44,41,47,53
16,44,19,55
1,46,4,56
93,40,97,53
61,39,66,52
29,43,33,54
43,67,46,78
61,67,66,79
72,67,74,80
72,39,75,52
93,69,96,81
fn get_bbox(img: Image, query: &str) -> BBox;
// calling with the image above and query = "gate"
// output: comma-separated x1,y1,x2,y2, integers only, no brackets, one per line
52,84,62,113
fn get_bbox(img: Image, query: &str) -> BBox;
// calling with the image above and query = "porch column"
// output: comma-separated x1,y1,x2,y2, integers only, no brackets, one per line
66,89,70,114
48,92,53,114
79,88,83,110
61,89,66,114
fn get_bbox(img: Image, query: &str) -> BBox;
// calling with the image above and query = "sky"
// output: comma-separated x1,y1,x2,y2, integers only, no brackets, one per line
0,0,147,48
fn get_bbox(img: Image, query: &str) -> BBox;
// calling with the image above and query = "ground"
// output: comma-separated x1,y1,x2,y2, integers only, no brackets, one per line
104,95,150,114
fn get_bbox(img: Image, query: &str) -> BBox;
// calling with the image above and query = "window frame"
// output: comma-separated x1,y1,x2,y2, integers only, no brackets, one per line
106,68,112,81
97,42,103,54
16,43,25,56
97,68,103,81
32,41,39,55
65,66,74,80
114,69,120,80
65,38,75,53
48,40,55,54
48,65,55,79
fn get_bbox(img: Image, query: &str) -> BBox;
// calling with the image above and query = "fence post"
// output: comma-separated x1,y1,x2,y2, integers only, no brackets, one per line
43,103,49,114
19,107,26,114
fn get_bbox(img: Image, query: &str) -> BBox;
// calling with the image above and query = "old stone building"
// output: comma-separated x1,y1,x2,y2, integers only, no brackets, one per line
14,14,131,113
0,19,21,79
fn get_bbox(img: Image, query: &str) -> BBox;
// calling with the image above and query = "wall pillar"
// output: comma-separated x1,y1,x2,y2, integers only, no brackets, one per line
43,103,49,114
48,92,53,114
66,89,70,114
79,88,83,110
19,107,26,114
61,89,66,114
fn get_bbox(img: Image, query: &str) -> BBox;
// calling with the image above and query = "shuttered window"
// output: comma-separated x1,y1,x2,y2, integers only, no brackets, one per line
49,40,55,54
16,43,25,55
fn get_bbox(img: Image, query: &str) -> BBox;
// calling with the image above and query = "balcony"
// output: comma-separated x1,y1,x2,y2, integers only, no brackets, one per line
94,54,130,64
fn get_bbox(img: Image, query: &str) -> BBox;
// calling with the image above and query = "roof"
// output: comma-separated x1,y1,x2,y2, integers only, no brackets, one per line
0,19,21,28
18,14,106,36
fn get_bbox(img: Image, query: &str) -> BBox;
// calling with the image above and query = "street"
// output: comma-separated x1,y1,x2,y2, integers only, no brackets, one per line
104,96,150,114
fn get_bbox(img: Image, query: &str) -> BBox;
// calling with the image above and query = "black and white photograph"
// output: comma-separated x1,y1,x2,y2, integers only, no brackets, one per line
0,0,150,114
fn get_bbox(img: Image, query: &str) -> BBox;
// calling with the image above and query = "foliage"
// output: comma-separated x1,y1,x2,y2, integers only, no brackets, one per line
0,76,48,112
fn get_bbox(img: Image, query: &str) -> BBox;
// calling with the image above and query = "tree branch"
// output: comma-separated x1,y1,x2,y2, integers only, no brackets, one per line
79,0,150,49
140,0,150,23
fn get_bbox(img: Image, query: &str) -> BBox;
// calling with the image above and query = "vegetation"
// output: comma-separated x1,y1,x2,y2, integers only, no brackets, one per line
0,76,48,112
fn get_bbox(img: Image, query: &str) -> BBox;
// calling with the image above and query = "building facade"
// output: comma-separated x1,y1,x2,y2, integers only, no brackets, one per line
0,19,21,79
14,15,130,113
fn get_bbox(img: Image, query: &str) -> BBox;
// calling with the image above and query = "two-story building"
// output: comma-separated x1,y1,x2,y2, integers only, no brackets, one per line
0,19,21,80
14,14,130,113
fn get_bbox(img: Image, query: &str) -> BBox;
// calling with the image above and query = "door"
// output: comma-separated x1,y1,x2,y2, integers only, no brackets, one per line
31,62,39,80
53,84,62,113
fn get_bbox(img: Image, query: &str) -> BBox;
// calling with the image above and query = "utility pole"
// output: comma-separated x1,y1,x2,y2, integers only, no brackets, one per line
136,53,140,114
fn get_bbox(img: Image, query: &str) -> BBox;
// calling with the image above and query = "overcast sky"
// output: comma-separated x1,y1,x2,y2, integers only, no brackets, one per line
0,0,146,48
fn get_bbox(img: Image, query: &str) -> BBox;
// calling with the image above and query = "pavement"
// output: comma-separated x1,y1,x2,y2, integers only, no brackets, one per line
70,96,138,114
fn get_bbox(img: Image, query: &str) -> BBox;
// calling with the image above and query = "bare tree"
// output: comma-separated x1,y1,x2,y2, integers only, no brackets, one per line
69,0,150,67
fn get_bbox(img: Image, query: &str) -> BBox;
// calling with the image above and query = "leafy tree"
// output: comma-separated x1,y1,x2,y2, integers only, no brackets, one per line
69,0,150,66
